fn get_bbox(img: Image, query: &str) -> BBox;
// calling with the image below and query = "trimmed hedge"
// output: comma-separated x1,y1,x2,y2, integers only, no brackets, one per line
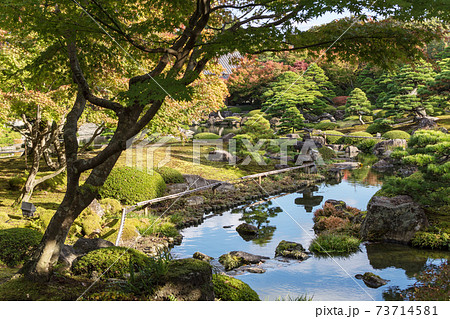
323,130,344,144
72,246,150,279
366,122,393,134
155,167,185,184
99,167,166,205
315,120,339,130
212,274,260,301
339,131,373,145
382,130,411,140
193,132,220,140
0,228,43,267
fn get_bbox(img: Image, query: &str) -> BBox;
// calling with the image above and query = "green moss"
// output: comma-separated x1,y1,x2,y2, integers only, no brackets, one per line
193,132,220,140
323,130,344,144
81,212,102,236
155,167,185,184
318,147,336,160
382,130,411,140
411,231,449,250
166,258,211,280
339,131,373,145
72,246,150,279
366,122,393,134
212,274,260,301
315,121,339,130
8,175,26,191
99,167,166,205
218,253,244,271
0,228,43,267
99,198,122,217
309,233,361,255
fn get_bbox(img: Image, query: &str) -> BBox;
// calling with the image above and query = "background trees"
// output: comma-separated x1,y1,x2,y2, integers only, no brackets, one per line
345,88,372,125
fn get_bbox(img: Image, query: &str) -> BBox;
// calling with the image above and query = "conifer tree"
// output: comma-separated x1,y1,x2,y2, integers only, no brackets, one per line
279,107,305,134
345,88,372,124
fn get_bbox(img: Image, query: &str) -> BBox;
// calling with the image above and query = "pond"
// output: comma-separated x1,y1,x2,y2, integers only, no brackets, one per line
170,168,449,301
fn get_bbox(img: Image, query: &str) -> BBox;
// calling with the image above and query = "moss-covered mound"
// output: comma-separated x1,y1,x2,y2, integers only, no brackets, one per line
382,130,411,140
155,167,185,184
99,167,166,205
366,122,393,134
218,253,245,271
309,233,361,255
193,132,220,140
72,246,150,279
212,274,260,301
0,228,43,267
340,132,373,145
323,130,344,144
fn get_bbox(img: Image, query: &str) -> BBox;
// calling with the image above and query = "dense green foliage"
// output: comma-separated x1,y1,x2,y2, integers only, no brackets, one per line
193,132,220,140
323,130,344,144
0,228,43,267
72,247,150,279
345,88,372,122
99,167,166,205
411,231,449,250
212,274,260,301
155,167,185,184
366,122,393,134
339,132,374,145
381,130,449,206
278,106,304,134
315,120,339,130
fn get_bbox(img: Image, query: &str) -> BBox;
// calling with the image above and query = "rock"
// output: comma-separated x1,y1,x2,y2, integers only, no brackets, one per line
360,195,429,244
333,162,361,169
326,168,342,181
397,166,418,177
223,225,233,229
246,267,266,274
373,139,407,157
219,251,269,270
411,117,438,133
286,133,300,139
153,258,214,301
324,199,347,211
236,223,258,235
193,252,213,262
274,164,289,169
215,183,235,192
186,196,204,206
166,183,189,194
355,272,388,288
221,133,236,142
328,144,346,152
87,199,105,217
183,175,220,188
212,274,260,300
73,238,114,255
372,159,394,171
345,145,359,158
208,149,236,163
58,245,78,270
275,240,309,260
334,110,345,121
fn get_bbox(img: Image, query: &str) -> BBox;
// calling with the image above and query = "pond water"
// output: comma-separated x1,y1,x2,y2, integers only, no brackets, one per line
170,169,449,301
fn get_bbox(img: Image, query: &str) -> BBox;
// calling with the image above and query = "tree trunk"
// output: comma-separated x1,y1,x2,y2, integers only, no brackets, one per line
358,114,365,125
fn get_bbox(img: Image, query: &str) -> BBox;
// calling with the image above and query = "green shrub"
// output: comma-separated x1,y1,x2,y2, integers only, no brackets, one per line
224,116,241,122
411,231,449,250
339,132,373,145
0,228,43,267
99,198,122,217
212,274,260,301
193,132,220,140
228,107,241,113
99,167,166,205
315,120,339,130
366,122,393,134
155,167,185,184
72,247,150,279
318,147,336,160
356,138,378,153
382,130,411,140
8,175,26,191
309,233,361,255
362,115,373,123
323,130,344,144
247,109,262,117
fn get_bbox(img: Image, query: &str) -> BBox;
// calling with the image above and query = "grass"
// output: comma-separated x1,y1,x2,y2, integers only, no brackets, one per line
309,233,361,255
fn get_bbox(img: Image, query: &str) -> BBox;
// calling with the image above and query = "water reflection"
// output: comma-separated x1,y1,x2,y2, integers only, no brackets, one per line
294,186,323,212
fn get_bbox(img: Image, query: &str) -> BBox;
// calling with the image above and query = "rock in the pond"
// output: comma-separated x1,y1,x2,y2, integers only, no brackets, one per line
223,225,233,229
275,240,309,260
73,238,114,255
373,139,407,157
236,223,258,235
246,267,266,274
324,199,347,211
186,195,204,206
218,251,269,271
356,272,389,288
193,251,213,262
372,158,394,171
360,195,429,244
345,145,359,158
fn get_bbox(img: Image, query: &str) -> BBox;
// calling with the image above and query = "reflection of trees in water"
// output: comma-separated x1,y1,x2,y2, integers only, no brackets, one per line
382,286,406,301
294,186,323,212
365,243,450,278
232,202,283,246
347,167,382,186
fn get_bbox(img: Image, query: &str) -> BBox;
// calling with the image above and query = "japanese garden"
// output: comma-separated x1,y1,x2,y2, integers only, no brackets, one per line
0,0,448,301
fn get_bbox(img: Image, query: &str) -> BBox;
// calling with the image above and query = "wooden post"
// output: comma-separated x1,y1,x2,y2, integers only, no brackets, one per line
115,208,127,246
258,176,262,185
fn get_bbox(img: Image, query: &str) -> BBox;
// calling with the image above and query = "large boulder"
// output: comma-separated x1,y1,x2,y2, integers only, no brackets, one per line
355,272,388,289
208,149,236,162
236,223,258,236
58,245,79,270
218,251,269,271
345,145,359,158
73,238,114,255
411,117,438,133
372,158,394,172
360,196,429,244
275,240,309,260
372,139,407,157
